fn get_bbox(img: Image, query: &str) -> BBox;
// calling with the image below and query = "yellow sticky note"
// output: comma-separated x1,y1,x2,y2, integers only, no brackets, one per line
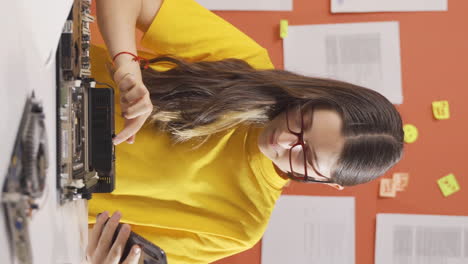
432,100,450,120
437,173,460,197
280,20,288,39
403,124,418,144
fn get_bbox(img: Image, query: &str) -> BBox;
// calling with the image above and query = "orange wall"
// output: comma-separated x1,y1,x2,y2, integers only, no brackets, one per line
90,1,468,263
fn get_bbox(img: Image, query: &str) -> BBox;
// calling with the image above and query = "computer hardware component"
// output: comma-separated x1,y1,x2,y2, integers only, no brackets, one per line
2,95,48,264
56,0,115,204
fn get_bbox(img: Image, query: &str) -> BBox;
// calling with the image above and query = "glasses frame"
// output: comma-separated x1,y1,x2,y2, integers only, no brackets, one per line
286,105,333,183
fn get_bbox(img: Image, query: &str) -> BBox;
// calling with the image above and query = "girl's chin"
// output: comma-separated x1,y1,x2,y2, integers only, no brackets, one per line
258,144,271,159
259,129,280,161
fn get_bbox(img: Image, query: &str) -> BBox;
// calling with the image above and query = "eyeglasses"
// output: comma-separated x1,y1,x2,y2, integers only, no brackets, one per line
285,105,333,183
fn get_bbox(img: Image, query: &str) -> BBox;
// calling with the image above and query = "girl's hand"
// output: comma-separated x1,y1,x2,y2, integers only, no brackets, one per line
112,63,153,145
96,0,162,144
86,211,141,264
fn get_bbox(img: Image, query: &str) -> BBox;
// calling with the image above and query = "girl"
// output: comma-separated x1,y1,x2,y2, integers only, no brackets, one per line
85,0,404,263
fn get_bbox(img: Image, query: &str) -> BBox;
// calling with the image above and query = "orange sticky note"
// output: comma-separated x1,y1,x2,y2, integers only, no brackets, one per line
437,174,460,197
432,100,450,120
379,178,396,198
403,124,418,144
393,173,409,192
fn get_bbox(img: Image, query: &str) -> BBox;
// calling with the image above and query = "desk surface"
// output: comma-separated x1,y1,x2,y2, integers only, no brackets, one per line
0,1,88,264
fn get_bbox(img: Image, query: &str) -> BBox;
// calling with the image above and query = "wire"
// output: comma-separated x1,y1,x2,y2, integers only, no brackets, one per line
94,81,114,90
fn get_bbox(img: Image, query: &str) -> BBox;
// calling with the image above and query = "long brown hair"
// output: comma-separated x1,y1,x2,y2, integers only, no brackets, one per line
141,56,404,186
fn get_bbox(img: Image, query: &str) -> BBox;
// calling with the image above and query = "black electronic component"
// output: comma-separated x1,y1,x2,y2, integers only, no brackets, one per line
87,87,115,193
113,224,167,264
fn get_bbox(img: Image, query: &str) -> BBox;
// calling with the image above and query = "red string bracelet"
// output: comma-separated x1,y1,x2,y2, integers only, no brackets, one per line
112,51,150,69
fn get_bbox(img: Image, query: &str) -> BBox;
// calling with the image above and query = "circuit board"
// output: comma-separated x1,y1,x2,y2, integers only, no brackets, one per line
56,0,115,204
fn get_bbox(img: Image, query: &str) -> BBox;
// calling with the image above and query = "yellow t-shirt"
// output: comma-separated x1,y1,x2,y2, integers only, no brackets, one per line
88,0,288,263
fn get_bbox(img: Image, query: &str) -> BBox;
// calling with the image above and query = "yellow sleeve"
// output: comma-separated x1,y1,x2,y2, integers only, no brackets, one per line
140,0,274,70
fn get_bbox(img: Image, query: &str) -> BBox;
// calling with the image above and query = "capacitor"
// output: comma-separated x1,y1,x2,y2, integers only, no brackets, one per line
81,42,90,50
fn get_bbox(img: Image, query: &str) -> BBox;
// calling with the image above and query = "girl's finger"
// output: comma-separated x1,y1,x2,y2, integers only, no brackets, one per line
124,98,153,119
126,134,136,144
119,99,131,115
107,224,131,263
121,85,148,104
118,74,136,92
113,117,146,145
96,211,121,255
88,211,109,256
122,245,142,264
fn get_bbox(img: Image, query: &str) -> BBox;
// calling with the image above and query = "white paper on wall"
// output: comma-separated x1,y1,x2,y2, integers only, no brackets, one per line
195,0,292,11
376,214,468,264
284,21,403,104
262,195,355,264
331,0,448,13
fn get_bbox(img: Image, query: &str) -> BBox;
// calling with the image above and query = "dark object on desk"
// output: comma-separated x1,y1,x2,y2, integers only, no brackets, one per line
99,215,168,264
2,95,48,264
56,0,115,204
